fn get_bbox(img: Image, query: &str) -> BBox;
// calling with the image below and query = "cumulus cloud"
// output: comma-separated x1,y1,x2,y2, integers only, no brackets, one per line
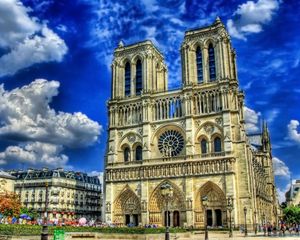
0,142,68,167
0,79,102,167
272,157,291,179
244,106,261,133
0,0,67,77
227,0,280,40
287,120,300,145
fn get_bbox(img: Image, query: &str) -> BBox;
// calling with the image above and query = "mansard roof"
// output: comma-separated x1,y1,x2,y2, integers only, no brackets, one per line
7,168,100,185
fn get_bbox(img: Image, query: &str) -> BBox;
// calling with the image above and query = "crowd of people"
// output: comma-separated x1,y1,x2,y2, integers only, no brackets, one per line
260,221,300,236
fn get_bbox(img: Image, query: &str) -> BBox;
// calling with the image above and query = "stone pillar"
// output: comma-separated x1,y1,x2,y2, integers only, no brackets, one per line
213,209,217,227
170,211,174,227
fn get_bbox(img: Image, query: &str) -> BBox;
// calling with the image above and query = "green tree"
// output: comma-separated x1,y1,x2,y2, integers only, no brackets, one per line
283,206,300,224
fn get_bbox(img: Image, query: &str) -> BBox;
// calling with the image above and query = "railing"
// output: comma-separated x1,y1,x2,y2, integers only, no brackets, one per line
108,151,229,167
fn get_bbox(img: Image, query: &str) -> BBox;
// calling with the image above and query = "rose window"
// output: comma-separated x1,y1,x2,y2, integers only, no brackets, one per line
158,130,184,157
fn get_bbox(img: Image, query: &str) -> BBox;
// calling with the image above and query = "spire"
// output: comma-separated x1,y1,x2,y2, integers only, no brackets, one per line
118,40,124,48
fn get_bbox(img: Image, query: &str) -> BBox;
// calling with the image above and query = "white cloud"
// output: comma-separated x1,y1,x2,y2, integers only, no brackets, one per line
0,79,102,167
266,108,279,123
227,0,280,40
272,157,291,179
0,142,68,167
287,120,300,145
85,0,218,87
0,0,67,77
0,79,102,148
244,106,261,133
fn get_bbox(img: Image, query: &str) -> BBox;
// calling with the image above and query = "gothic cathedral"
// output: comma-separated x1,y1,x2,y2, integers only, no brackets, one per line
104,18,277,228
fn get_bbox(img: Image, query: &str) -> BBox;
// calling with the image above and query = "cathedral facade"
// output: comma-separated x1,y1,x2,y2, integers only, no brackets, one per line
104,18,277,228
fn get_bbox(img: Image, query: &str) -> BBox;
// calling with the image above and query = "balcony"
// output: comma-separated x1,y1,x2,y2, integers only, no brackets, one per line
108,151,228,167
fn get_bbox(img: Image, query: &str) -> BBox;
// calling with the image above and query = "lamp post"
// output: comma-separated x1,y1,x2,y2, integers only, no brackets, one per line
160,182,173,240
243,207,247,237
41,182,49,240
253,211,257,235
202,196,208,240
227,197,233,238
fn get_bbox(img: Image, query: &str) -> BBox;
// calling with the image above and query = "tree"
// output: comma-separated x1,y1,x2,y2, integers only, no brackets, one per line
20,207,38,220
0,193,22,217
283,206,300,224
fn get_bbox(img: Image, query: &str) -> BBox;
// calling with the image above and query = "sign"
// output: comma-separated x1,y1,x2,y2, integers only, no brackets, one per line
54,230,65,240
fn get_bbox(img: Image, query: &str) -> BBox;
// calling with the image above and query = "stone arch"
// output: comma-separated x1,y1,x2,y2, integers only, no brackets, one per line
113,185,141,226
211,133,223,153
149,180,186,226
203,38,217,48
195,121,223,142
191,40,204,51
131,54,144,64
150,123,185,145
119,57,131,68
118,131,142,150
194,181,226,227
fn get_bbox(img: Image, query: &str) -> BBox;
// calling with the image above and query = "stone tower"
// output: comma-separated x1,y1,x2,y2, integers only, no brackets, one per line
104,18,277,228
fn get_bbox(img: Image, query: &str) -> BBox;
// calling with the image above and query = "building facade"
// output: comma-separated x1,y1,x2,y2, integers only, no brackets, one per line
104,18,277,228
286,180,300,206
0,171,15,194
9,168,102,221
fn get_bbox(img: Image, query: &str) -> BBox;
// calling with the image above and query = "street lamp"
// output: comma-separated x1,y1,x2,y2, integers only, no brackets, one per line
227,197,233,238
41,182,49,240
202,196,209,240
253,211,257,235
160,182,173,240
243,207,247,237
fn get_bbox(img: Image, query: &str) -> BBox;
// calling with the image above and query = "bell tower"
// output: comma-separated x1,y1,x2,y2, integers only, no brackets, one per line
181,17,238,86
111,40,168,99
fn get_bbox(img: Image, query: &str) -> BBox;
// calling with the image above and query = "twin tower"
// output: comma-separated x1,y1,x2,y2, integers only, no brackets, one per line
111,17,236,99
104,18,277,229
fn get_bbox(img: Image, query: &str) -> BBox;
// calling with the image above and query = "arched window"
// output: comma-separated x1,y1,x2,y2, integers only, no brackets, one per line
214,137,222,152
208,44,216,81
135,145,143,161
201,139,207,154
125,62,131,96
136,59,142,95
124,147,130,162
196,47,203,83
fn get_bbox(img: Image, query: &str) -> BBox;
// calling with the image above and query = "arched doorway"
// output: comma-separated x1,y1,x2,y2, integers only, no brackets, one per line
149,180,186,227
173,211,180,227
113,185,141,226
195,181,226,228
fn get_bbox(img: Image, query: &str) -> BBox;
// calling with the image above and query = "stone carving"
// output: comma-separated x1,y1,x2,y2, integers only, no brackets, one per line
127,133,136,143
180,120,186,128
118,131,123,137
215,117,223,126
204,123,214,134
195,120,201,127
151,124,157,131
138,128,143,135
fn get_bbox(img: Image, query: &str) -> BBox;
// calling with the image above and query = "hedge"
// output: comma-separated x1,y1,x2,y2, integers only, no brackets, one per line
0,225,187,236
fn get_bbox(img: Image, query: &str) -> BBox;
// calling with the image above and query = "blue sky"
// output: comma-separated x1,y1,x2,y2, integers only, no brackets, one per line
0,0,299,202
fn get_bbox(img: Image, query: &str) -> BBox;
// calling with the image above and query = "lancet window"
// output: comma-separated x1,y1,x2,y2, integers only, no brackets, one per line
136,59,142,95
196,46,203,83
208,44,216,81
125,62,131,96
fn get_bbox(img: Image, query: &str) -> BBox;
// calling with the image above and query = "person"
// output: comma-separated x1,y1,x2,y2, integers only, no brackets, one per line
263,224,266,236
267,223,272,236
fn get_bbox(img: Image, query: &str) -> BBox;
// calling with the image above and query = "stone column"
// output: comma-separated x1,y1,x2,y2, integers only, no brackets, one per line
170,211,174,227
213,209,217,227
